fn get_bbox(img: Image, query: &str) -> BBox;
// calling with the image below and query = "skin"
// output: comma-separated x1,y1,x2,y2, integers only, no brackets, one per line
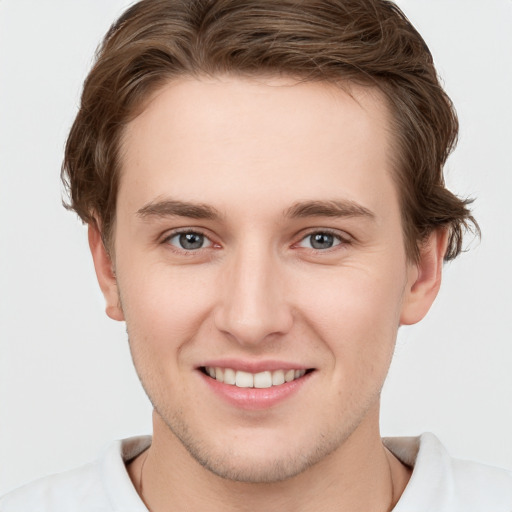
90,76,447,511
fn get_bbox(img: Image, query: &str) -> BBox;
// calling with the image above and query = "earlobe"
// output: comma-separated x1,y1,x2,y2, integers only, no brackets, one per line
88,223,125,322
400,229,449,326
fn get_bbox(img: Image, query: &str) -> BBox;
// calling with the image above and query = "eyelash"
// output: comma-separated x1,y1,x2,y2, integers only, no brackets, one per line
162,229,215,254
161,228,351,254
296,229,350,252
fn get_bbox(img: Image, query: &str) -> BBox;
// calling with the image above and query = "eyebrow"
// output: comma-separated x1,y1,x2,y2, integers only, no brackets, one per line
285,200,375,220
137,199,221,220
136,198,374,222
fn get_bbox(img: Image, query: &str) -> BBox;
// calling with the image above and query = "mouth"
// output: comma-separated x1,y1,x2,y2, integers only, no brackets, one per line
200,366,314,388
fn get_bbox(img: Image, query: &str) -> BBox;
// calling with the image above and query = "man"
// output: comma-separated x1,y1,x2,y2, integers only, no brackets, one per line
1,0,511,510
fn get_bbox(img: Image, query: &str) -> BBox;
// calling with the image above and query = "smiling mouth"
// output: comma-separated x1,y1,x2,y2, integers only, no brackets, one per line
200,367,314,388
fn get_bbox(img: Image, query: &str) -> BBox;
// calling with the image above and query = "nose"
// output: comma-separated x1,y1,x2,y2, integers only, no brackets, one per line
214,243,293,346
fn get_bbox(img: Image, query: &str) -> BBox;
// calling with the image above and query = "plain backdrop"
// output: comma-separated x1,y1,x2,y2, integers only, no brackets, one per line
1,0,511,494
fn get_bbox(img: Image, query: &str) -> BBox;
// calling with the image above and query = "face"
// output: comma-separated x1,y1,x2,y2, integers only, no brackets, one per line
92,75,442,483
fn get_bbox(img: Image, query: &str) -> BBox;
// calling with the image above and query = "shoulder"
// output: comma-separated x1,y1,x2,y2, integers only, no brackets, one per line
0,436,151,512
449,455,512,506
386,432,512,511
0,461,109,512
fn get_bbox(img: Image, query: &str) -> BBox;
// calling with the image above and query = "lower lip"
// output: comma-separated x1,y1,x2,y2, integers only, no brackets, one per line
199,370,313,410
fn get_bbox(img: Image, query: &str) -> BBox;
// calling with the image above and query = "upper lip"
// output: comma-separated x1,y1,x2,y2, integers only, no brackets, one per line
199,359,312,373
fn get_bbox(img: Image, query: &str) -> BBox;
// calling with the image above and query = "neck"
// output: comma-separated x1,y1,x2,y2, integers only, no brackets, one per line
128,408,411,512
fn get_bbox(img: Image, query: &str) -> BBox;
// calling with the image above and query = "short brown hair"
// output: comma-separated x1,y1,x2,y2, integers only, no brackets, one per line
62,0,478,261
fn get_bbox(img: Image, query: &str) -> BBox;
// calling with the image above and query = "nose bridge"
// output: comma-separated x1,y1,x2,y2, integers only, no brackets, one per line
215,238,292,345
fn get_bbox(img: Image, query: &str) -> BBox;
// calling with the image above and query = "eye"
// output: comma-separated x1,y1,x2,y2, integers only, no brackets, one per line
298,231,342,250
166,231,213,251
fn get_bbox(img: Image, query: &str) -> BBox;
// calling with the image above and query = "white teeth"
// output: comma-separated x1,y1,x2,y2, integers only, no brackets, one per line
272,370,285,386
204,367,308,388
254,371,272,389
235,371,253,388
223,368,236,385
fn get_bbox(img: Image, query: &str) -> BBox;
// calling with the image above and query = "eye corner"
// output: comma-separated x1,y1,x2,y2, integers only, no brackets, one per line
295,229,350,251
162,229,217,252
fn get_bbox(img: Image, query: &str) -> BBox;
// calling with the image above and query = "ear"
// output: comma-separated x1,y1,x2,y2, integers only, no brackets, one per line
400,229,449,326
88,223,125,322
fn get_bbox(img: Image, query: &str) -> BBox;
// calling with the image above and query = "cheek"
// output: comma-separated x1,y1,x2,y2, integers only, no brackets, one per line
294,263,406,372
116,260,216,356
300,266,405,332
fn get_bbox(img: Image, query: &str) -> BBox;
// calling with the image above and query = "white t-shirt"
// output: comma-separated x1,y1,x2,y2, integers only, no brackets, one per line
1,433,511,511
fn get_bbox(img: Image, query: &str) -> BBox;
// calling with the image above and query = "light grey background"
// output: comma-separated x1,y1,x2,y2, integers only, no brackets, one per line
1,0,511,494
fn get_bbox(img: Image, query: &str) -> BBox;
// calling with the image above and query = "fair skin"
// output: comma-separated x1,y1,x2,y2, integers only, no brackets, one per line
89,76,446,511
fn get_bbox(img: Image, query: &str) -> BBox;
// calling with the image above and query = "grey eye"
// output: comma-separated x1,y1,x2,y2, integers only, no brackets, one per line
299,232,341,250
168,232,211,250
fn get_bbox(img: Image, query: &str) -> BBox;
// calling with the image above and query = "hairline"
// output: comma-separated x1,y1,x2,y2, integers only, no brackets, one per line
103,72,414,261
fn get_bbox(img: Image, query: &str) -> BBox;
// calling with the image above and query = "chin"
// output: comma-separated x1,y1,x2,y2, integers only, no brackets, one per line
199,456,314,484
159,407,347,484
188,444,331,484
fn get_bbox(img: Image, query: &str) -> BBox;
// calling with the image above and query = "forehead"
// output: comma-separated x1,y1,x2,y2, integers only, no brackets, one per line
119,75,397,220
